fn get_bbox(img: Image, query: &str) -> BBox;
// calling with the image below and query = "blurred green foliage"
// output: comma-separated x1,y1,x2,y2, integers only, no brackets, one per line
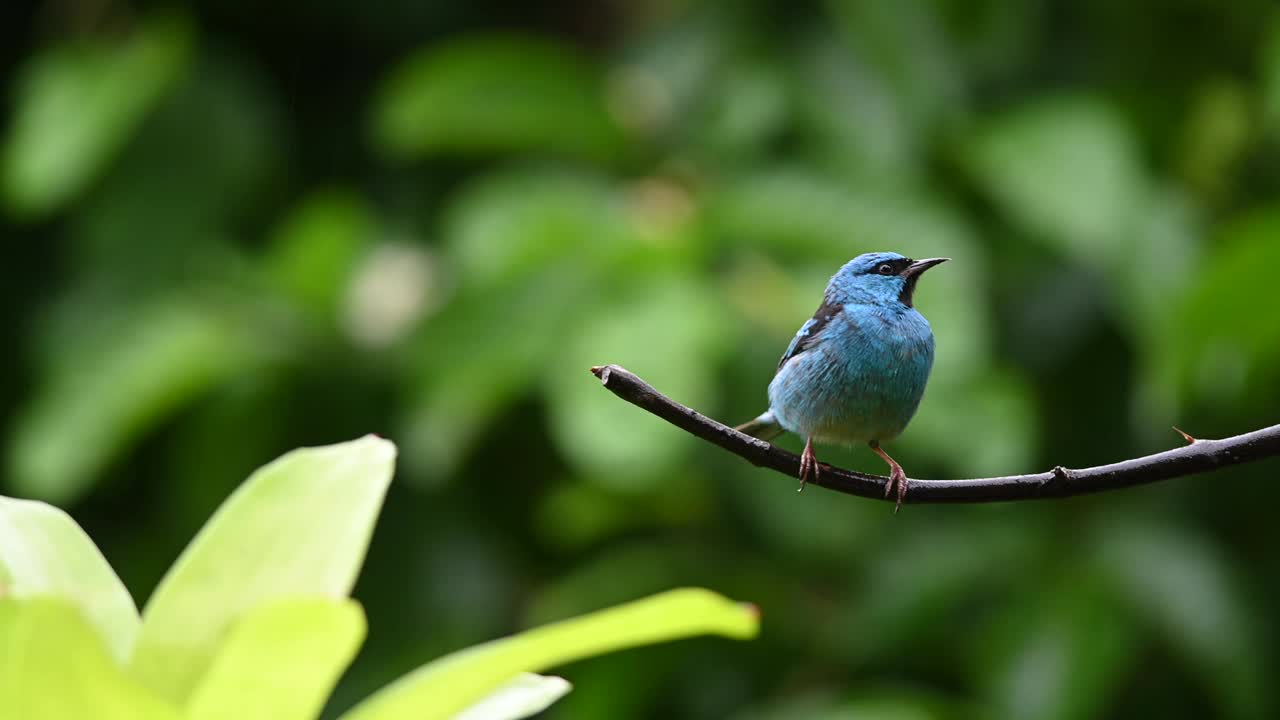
3,0,1280,717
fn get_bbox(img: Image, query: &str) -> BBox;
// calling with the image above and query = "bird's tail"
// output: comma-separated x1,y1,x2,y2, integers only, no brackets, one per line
734,410,785,441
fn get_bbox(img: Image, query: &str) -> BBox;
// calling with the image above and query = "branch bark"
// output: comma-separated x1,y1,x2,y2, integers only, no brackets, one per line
589,364,1280,504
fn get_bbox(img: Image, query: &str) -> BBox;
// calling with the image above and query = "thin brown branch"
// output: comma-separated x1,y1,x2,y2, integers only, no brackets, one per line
589,364,1280,504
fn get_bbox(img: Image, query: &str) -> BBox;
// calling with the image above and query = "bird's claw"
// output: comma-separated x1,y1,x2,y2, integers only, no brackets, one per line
798,438,819,492
885,466,908,514
870,442,909,513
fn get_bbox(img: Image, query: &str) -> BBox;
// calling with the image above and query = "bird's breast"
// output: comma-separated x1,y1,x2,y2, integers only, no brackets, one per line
768,305,935,443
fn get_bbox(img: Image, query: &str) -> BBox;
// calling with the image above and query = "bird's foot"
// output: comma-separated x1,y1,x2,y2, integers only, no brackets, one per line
798,437,819,492
1173,426,1197,444
870,442,909,514
885,464,908,514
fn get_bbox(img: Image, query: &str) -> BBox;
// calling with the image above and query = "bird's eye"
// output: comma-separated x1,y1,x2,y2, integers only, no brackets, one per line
877,263,895,275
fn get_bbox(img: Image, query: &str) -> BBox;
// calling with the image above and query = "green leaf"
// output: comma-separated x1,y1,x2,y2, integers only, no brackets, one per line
454,673,572,720
371,35,624,162
443,170,631,289
904,368,1038,478
339,588,758,720
7,299,256,504
1158,205,1280,412
694,61,788,162
820,519,1049,667
959,96,1145,259
1177,80,1251,201
815,0,964,173
0,599,178,720
1097,522,1272,718
264,189,376,320
186,598,367,720
0,497,138,664
1,13,192,218
1262,11,1280,133
400,269,590,484
399,169,640,484
129,436,396,705
69,53,286,284
978,575,1137,720
795,39,918,175
544,276,731,491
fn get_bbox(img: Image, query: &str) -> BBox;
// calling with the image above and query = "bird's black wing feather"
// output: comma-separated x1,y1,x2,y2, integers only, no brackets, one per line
776,299,842,371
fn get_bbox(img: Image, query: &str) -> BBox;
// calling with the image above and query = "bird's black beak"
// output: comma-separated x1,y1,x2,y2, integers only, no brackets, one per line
902,257,949,279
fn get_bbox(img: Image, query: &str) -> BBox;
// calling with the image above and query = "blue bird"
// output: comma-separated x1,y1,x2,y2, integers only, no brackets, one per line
736,252,948,511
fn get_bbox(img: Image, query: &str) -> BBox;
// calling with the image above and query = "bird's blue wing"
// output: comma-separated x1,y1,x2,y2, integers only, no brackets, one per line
777,299,842,371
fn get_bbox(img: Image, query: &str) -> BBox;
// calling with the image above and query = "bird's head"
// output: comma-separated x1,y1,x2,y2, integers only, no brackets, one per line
827,252,949,307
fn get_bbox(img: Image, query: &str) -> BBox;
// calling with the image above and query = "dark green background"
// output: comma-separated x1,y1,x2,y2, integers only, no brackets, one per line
4,1,1280,717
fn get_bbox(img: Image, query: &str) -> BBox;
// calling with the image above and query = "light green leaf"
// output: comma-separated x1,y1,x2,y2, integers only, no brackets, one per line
371,35,623,161
795,39,917,175
816,0,964,173
454,673,572,720
263,190,375,320
8,299,255,504
340,588,758,720
610,15,726,138
0,497,138,664
399,169,640,484
695,61,788,162
960,96,1145,259
186,598,366,720
2,13,192,218
443,170,631,289
129,436,396,705
0,599,178,720
544,277,731,491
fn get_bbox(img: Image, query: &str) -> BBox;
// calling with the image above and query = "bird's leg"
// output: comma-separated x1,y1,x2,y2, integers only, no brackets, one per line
798,437,820,492
1173,426,1197,444
870,441,908,514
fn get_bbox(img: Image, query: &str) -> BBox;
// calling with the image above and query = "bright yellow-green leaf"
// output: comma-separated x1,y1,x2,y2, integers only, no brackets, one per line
340,588,758,720
129,436,396,705
454,673,572,720
186,598,367,720
0,497,138,664
1,13,192,218
0,599,178,720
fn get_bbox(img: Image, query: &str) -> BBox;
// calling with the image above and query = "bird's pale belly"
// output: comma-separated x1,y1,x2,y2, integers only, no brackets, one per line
768,330,933,445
